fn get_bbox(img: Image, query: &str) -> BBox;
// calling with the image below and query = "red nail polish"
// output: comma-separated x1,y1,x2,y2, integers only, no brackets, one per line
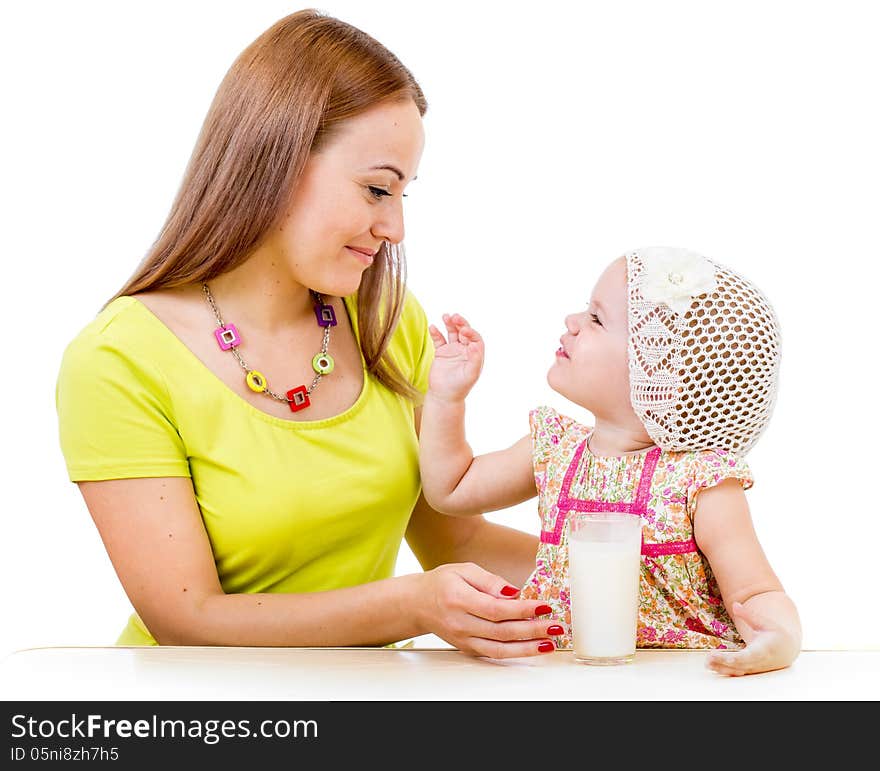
538,641,555,653
534,604,553,616
500,585,519,597
547,625,564,635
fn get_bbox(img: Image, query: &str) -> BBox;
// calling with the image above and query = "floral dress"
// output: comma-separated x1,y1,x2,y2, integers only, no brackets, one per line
521,405,754,650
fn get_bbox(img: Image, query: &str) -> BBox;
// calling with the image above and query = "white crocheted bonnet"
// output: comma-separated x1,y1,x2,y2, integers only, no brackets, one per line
626,247,781,455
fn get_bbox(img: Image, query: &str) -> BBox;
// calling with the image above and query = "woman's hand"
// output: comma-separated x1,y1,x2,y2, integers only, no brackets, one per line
414,562,558,658
427,313,484,402
705,601,801,676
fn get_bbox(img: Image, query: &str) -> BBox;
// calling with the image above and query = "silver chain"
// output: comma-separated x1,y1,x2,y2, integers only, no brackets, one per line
202,282,331,404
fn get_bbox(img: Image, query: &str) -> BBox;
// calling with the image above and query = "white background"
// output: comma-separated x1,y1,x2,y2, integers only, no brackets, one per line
2,0,878,662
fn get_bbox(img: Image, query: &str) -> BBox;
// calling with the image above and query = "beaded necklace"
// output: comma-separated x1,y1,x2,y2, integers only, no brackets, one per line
203,282,336,412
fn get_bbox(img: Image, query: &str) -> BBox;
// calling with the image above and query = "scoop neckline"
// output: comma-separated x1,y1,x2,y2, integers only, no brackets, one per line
123,294,371,430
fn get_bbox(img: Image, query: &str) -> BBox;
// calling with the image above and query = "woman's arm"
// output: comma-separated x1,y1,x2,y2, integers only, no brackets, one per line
693,478,802,675
405,490,540,588
79,476,552,656
79,476,417,647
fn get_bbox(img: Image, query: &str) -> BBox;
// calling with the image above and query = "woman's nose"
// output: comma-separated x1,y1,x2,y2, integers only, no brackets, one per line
371,199,405,245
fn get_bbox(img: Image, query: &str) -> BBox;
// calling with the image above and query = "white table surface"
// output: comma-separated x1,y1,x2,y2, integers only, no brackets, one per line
2,646,878,700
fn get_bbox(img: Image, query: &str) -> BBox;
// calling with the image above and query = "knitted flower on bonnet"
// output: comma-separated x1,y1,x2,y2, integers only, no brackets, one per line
626,247,781,455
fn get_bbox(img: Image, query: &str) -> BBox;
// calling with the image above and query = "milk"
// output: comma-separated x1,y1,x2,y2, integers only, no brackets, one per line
569,516,642,664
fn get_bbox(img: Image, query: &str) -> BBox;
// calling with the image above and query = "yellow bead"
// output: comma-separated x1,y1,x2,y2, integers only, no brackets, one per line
312,352,335,375
246,370,267,392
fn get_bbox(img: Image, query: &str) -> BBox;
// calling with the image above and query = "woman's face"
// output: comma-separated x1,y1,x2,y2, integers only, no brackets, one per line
271,98,424,297
548,257,637,423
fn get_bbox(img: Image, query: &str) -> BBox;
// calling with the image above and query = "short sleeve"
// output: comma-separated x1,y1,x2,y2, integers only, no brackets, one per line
686,449,754,518
56,329,190,482
383,288,434,405
528,405,580,466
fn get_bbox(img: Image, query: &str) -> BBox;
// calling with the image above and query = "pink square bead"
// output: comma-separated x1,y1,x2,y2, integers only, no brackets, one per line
214,324,240,351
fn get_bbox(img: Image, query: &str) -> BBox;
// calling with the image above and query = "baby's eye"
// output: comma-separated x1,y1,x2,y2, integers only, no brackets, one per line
590,313,603,327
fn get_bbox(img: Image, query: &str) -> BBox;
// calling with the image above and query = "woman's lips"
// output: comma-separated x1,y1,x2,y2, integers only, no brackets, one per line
345,246,374,266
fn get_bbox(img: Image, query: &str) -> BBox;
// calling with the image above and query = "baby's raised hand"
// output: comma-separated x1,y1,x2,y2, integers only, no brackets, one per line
427,313,485,401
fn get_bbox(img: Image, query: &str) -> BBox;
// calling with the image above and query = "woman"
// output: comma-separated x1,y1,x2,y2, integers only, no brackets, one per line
56,9,554,657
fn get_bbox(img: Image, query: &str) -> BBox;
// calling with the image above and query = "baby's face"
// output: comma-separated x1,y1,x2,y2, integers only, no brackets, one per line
547,256,638,424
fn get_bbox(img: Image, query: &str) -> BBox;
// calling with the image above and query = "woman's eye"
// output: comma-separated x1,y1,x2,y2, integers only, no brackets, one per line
367,186,408,200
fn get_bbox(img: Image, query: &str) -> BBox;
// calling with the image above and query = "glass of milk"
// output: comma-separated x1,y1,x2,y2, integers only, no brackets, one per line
568,512,642,665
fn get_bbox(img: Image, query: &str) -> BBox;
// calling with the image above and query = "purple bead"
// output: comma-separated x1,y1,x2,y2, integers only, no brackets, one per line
214,324,240,350
314,304,337,327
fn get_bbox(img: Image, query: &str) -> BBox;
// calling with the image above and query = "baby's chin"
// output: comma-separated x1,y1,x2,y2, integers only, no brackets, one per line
546,372,605,419
546,369,579,405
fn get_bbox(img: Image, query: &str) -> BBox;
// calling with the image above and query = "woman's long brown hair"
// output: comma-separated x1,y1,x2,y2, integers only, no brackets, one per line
110,9,428,402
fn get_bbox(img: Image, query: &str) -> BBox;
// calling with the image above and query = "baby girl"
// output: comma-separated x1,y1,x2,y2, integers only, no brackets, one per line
418,247,801,676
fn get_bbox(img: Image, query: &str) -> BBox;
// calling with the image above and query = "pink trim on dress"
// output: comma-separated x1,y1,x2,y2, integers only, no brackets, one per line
540,441,661,545
539,439,697,556
641,538,698,556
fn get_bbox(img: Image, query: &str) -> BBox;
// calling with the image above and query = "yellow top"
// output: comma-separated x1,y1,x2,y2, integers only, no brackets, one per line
56,291,433,645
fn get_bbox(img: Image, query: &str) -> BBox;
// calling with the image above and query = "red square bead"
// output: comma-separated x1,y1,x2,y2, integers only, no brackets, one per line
287,385,310,412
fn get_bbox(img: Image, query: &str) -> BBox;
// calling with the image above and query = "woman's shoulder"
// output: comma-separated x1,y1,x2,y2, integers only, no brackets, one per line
64,296,149,353
394,286,429,336
345,285,427,334
59,295,171,379
349,285,430,362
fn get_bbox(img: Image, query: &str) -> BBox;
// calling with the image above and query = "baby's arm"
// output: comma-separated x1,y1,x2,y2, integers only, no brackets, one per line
694,478,802,676
419,313,536,516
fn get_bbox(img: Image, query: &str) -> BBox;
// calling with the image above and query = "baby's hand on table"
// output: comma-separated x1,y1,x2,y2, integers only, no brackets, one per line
705,601,801,676
427,313,485,401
